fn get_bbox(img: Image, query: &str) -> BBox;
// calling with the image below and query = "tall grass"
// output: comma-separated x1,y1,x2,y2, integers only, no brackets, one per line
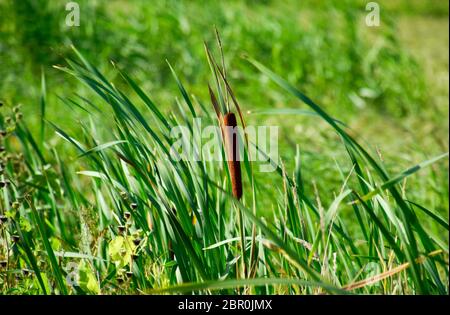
0,42,447,294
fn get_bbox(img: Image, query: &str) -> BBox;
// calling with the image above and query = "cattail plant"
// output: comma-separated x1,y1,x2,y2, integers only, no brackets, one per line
205,31,246,201
204,30,254,281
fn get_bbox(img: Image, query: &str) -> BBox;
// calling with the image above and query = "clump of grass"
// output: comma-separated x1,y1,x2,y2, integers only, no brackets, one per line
0,38,448,295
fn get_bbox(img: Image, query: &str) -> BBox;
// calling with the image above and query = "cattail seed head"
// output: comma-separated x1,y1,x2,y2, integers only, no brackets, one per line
223,112,243,200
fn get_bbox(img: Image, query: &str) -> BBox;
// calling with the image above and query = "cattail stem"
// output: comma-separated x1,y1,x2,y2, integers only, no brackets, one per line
223,112,243,200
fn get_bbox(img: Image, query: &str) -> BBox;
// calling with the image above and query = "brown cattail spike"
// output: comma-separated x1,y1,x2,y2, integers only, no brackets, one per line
223,112,243,200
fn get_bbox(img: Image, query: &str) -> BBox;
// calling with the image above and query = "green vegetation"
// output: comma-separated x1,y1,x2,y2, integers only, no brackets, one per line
0,0,448,294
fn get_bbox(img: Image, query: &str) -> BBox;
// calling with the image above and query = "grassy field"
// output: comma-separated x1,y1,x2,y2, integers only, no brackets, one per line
0,0,448,295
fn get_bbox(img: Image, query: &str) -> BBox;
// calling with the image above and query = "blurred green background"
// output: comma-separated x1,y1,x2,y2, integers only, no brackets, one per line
0,0,448,211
